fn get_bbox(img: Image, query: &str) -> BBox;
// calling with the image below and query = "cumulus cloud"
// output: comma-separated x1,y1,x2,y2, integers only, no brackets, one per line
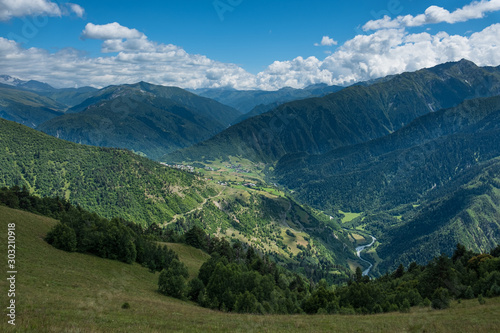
81,22,145,40
363,0,500,31
0,0,84,21
255,24,500,89
0,20,499,91
314,36,338,46
0,32,257,90
67,3,84,18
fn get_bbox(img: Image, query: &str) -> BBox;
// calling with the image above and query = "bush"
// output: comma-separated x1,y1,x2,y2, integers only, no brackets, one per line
187,277,205,301
463,286,475,299
158,259,189,299
431,288,450,310
421,298,431,307
121,302,130,309
400,299,411,313
45,223,77,252
234,291,258,313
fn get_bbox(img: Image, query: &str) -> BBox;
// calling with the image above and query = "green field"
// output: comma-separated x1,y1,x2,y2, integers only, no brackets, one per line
1,205,500,332
339,210,363,224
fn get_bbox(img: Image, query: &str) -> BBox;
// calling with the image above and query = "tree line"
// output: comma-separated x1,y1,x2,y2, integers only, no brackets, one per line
2,186,499,315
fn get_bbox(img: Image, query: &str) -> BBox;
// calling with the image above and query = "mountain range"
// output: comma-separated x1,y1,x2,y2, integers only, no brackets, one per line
167,60,500,164
0,117,355,282
191,83,344,114
37,82,242,160
1,59,500,276
165,60,500,272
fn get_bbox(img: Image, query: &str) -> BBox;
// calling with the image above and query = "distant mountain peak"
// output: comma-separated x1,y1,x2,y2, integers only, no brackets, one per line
0,75,27,86
0,75,55,92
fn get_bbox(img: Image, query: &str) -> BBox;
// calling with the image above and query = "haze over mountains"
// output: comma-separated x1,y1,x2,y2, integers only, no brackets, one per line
192,84,344,123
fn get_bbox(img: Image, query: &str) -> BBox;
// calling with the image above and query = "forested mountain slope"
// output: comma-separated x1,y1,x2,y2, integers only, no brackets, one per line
37,82,242,160
167,60,500,164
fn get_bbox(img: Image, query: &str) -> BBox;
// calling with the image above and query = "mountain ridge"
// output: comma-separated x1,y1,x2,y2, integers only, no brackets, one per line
37,82,243,160
167,60,500,165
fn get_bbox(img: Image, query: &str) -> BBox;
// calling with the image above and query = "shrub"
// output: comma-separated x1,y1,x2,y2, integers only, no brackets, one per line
400,299,411,313
158,259,189,299
45,223,77,252
431,288,450,310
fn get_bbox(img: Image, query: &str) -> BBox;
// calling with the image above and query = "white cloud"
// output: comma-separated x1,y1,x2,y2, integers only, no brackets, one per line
314,36,338,46
81,22,145,40
0,32,257,90
364,0,500,31
0,20,499,91
67,3,84,18
0,0,84,21
0,0,60,21
255,24,500,89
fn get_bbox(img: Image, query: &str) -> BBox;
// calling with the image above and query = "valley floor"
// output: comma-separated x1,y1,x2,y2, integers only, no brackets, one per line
1,205,499,332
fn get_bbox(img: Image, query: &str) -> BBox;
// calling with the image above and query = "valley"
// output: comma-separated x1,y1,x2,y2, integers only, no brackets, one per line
2,1,500,330
1,59,500,329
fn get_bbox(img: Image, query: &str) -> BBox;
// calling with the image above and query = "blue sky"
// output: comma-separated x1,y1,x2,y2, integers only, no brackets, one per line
0,0,499,89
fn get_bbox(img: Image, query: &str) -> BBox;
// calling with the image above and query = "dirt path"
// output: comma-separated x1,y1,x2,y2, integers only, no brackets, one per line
163,188,226,226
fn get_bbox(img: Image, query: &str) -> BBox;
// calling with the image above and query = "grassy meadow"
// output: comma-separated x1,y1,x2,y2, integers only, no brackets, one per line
1,205,499,332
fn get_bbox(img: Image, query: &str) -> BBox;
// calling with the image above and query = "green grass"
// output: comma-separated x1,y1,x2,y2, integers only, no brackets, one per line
2,205,500,332
161,242,210,279
339,210,363,223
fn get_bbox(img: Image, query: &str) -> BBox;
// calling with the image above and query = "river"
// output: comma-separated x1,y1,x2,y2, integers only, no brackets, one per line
355,235,376,276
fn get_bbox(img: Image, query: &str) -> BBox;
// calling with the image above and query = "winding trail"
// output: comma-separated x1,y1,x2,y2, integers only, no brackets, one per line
164,189,225,226
355,235,377,276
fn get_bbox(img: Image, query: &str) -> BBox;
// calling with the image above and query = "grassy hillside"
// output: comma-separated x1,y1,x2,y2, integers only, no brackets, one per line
1,205,500,332
162,242,210,279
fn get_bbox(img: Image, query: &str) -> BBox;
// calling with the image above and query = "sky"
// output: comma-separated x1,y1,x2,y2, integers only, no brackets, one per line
0,0,499,90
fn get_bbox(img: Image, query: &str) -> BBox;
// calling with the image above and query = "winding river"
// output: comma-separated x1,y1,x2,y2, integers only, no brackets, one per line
355,235,376,276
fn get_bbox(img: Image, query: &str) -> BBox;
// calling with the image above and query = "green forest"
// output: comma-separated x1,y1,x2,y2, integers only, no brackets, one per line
2,186,499,316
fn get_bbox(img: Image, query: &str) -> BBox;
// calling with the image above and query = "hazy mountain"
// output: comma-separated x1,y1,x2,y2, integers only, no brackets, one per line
0,85,65,127
37,82,242,160
0,75,56,93
40,86,99,107
192,84,344,114
0,74,98,107
0,74,27,86
68,82,241,126
167,60,500,164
